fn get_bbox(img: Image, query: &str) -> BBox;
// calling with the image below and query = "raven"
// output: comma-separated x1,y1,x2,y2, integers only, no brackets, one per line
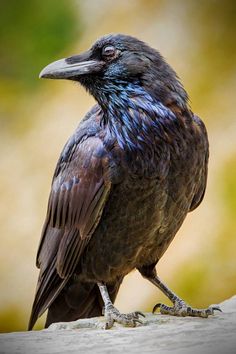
29,34,220,330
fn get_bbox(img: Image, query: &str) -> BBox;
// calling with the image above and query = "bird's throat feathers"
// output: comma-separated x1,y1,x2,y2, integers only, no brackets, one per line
100,83,179,157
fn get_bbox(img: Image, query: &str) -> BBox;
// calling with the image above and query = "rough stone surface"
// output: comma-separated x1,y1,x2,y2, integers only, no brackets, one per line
1,296,236,354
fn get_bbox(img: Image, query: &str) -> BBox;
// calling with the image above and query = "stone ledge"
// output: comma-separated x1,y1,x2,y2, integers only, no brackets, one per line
1,296,236,354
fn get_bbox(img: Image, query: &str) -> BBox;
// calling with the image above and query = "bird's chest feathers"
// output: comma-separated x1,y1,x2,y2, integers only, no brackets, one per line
102,85,176,177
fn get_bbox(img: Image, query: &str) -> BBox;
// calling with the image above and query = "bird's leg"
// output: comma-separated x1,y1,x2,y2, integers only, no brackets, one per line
138,266,221,318
97,282,144,329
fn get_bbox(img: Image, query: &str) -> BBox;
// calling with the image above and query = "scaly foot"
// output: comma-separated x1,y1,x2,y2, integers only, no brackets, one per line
104,303,145,329
153,299,222,318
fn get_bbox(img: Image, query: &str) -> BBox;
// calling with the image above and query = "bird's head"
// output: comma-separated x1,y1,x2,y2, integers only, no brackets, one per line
40,34,188,110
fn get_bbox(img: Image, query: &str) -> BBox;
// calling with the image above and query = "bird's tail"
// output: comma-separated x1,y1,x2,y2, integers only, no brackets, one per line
28,258,68,331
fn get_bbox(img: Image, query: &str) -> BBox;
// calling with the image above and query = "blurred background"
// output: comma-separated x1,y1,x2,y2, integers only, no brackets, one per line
0,0,236,332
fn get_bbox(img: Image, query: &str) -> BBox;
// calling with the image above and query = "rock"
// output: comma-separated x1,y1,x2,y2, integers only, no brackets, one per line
1,296,236,354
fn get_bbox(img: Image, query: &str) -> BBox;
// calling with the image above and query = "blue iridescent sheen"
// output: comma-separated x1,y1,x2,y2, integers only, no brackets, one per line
101,82,178,156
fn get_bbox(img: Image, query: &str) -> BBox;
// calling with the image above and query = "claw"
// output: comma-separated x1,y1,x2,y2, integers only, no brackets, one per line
152,303,161,313
211,306,222,312
134,311,145,318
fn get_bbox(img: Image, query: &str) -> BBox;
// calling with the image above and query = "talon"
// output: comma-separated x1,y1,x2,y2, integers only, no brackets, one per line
211,306,222,312
152,303,162,313
134,311,145,318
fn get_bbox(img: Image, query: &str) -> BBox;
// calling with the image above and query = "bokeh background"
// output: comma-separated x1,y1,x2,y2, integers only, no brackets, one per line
0,0,236,332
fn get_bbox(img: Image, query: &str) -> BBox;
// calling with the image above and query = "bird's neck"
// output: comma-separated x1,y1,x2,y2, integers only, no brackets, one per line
100,83,178,156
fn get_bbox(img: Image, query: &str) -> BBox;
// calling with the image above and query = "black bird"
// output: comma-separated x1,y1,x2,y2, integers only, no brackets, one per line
29,34,220,330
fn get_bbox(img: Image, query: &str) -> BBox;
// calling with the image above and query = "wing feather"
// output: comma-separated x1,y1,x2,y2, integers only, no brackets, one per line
37,136,111,276
29,132,114,330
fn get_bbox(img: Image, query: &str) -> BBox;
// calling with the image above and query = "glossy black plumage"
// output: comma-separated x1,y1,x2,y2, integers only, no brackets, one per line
29,34,209,330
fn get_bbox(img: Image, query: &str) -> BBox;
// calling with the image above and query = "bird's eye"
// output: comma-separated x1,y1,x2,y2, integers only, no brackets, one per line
102,45,116,58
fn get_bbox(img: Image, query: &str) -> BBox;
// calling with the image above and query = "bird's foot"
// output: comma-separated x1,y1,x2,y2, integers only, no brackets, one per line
153,299,222,318
103,303,145,329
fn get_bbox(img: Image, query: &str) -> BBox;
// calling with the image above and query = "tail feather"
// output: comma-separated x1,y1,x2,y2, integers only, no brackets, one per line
28,258,68,330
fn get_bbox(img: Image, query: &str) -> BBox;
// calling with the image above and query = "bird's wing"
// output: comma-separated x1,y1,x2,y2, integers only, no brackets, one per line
29,120,115,329
36,135,112,279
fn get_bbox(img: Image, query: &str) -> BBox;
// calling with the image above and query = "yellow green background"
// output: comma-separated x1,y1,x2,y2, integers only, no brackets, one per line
0,0,236,332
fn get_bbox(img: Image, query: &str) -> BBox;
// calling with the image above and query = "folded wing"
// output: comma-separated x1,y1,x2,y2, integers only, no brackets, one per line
29,134,111,329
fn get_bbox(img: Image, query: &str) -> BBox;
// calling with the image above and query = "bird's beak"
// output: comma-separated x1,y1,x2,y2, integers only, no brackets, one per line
39,51,103,80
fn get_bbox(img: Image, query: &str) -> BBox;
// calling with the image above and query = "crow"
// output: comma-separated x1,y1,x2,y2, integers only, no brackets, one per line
28,34,220,330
